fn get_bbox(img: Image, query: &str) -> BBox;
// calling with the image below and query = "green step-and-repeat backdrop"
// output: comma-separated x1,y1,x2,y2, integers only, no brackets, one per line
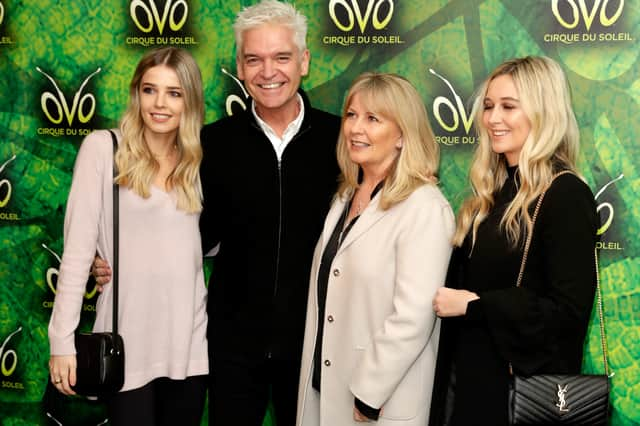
0,1,638,425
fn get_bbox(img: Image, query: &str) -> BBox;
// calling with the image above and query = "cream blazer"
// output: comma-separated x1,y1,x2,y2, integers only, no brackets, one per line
296,184,455,426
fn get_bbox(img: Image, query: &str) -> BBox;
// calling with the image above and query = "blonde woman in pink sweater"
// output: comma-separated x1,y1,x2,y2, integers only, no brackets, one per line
48,47,208,426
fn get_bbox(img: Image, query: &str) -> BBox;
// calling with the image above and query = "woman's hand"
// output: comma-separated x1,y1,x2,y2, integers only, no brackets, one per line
354,406,383,422
432,288,479,317
353,406,370,422
49,355,78,396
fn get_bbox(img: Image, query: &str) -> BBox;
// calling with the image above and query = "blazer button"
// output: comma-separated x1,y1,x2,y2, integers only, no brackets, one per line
327,315,334,323
324,359,331,366
332,269,340,277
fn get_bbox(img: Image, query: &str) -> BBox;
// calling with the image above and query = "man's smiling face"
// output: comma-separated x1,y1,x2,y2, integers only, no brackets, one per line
237,23,310,119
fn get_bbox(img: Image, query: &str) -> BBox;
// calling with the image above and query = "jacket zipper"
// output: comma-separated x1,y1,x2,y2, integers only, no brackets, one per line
273,158,282,299
271,124,310,299
268,124,311,359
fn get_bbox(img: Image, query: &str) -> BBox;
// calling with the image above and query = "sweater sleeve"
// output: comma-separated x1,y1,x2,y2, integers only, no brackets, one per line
354,396,381,420
48,131,110,355
468,175,598,374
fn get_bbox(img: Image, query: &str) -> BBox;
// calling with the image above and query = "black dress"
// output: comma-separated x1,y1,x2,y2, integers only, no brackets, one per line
429,167,599,426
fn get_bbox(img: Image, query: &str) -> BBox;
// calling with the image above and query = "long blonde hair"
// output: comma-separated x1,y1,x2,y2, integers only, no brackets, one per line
116,47,204,213
454,56,580,247
336,73,440,210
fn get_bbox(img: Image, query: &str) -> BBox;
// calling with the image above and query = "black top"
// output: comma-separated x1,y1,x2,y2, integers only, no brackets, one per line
199,90,341,362
429,167,599,426
312,197,356,392
312,182,383,421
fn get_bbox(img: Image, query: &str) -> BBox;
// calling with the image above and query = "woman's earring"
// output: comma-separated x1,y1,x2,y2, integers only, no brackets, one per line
396,138,403,149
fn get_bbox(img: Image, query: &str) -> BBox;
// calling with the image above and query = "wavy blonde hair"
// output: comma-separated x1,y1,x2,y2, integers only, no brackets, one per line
454,56,580,247
336,72,439,209
116,47,204,213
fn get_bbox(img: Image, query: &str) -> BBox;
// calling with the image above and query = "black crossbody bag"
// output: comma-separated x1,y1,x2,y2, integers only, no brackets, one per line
71,130,125,396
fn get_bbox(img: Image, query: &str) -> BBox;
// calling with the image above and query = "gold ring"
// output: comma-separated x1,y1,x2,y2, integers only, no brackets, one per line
54,379,62,384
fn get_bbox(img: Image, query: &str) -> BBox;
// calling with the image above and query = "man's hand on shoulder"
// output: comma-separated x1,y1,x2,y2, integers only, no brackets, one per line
91,256,112,291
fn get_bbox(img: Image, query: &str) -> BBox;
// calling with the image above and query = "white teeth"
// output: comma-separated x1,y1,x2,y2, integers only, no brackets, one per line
351,141,370,147
261,82,282,89
152,113,170,119
493,130,508,136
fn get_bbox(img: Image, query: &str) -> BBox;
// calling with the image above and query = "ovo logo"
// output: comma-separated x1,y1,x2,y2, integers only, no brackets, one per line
329,0,394,33
429,68,476,134
222,68,249,117
0,326,22,377
0,154,16,208
595,173,624,235
36,67,101,127
131,0,188,34
552,0,624,31
42,243,98,299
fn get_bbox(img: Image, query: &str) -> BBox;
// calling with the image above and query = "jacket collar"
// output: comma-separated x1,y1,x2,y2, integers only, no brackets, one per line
320,189,390,256
245,88,313,131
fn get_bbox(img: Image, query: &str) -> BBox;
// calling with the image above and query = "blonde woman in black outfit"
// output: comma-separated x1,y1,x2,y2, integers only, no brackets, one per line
429,56,599,426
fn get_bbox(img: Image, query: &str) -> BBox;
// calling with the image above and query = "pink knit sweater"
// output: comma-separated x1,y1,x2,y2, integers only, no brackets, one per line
48,130,208,391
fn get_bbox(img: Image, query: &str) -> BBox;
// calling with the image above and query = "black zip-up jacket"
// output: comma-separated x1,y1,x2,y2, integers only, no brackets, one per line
199,91,341,362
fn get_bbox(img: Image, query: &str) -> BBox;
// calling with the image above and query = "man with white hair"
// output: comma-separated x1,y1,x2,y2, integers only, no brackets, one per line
92,2,339,423
199,1,340,424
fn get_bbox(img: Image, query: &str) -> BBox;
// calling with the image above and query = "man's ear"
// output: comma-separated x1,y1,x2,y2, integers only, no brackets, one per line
236,55,245,80
300,49,310,76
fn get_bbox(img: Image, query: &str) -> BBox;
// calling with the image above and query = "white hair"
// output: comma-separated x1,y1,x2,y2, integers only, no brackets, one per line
233,0,308,57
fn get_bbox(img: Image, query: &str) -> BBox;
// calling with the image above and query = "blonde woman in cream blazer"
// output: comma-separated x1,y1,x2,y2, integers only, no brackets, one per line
296,73,455,426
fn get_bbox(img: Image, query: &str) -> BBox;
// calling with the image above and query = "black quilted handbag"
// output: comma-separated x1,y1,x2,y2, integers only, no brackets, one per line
508,172,611,425
70,130,125,397
510,374,609,425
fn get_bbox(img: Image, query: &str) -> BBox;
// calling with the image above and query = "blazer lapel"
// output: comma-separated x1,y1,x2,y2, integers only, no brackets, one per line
336,192,388,255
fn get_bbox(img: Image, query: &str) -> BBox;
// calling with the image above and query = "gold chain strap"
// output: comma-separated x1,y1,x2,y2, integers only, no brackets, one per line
594,248,611,377
513,170,611,377
516,171,572,288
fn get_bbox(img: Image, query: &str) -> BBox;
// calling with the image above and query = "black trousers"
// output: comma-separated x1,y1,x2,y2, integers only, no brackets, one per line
108,375,207,426
209,356,300,426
